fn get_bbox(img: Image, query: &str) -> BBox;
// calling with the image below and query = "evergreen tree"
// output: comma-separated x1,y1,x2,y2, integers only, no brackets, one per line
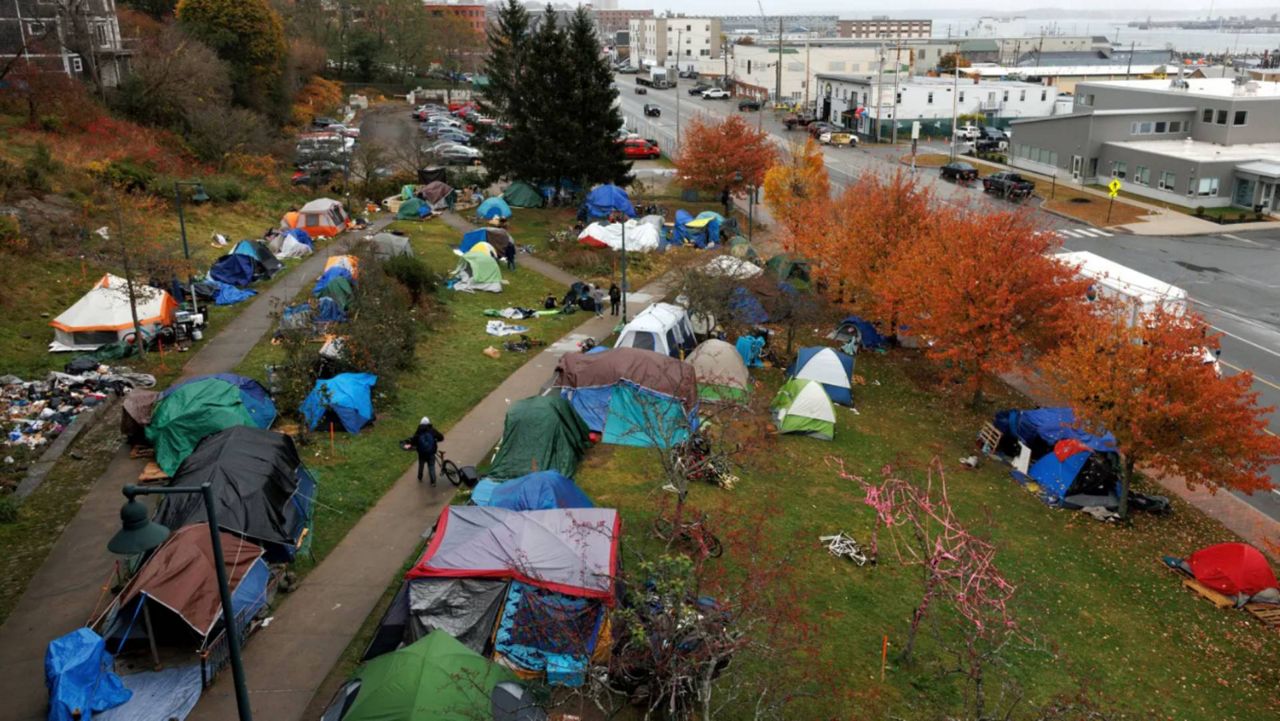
565,7,630,186
515,7,573,184
476,0,531,178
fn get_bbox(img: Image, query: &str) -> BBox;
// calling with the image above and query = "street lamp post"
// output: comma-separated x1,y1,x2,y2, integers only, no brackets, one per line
109,484,253,721
610,210,629,323
173,181,209,316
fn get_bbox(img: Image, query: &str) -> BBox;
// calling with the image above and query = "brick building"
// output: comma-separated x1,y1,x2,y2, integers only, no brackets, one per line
424,2,486,36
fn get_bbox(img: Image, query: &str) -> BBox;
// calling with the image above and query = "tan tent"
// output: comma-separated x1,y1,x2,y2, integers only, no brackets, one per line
687,339,750,401
49,274,178,352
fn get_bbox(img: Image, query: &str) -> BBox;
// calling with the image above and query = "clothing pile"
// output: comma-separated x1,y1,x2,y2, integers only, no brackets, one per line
2,367,155,449
485,321,529,337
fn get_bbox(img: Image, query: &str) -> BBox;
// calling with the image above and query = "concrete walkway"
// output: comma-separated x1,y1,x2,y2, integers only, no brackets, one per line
0,218,390,721
189,219,668,720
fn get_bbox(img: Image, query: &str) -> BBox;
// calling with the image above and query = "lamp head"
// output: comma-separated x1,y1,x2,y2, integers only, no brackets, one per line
191,185,211,204
107,495,171,555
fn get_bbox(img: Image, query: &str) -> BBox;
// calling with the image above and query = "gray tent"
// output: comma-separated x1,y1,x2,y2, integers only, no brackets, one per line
363,578,508,659
368,232,413,260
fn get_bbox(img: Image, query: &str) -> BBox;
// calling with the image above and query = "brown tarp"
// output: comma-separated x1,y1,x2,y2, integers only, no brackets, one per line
419,181,454,205
121,389,159,443
555,347,697,408
117,524,265,637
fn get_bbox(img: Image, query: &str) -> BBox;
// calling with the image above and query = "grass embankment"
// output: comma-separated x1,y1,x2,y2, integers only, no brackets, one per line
575,342,1280,720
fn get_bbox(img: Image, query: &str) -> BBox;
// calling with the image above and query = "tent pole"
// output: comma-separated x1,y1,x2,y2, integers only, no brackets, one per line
142,599,161,671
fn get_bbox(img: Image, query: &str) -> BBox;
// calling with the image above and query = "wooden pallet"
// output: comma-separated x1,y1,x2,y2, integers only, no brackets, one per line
977,422,1002,454
1182,578,1235,609
137,462,169,483
1245,603,1280,628
128,445,155,459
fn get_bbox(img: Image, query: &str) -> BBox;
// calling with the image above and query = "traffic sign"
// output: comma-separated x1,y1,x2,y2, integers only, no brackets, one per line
1108,178,1122,197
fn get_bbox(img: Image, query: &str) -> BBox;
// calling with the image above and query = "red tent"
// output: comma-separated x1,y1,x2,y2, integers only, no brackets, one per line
1188,543,1278,596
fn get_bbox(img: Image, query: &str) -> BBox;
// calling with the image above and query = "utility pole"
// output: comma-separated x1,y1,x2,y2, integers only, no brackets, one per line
890,37,903,145
803,41,812,113
1125,40,1135,77
775,17,783,104
874,42,886,142
950,41,960,160
675,29,682,154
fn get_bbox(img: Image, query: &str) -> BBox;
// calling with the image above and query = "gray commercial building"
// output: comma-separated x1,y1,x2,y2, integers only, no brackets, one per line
1009,77,1280,211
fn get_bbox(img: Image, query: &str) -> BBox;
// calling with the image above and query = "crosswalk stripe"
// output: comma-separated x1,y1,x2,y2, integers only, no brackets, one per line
1093,228,1113,236
1074,228,1101,237
1056,229,1081,238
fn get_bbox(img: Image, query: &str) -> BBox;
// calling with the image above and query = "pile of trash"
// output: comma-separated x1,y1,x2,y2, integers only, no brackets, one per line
2,367,156,450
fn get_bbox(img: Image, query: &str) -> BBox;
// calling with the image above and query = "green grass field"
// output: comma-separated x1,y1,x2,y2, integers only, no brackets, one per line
572,341,1280,720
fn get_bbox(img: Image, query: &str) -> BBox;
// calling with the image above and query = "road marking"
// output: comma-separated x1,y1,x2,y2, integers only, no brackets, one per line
1093,228,1113,237
1222,234,1264,247
1220,360,1280,392
1205,321,1280,362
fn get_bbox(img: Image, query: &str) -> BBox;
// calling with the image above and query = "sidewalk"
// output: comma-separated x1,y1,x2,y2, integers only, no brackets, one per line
0,218,390,721
189,233,669,720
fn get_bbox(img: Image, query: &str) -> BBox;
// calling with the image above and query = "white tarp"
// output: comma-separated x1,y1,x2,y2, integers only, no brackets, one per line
703,256,762,279
578,220,661,252
269,234,312,259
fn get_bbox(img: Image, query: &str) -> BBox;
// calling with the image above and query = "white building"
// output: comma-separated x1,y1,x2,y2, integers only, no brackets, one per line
816,74,1063,139
628,17,722,70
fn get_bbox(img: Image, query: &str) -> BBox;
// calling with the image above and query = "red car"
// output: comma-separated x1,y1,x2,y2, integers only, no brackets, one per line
621,137,660,159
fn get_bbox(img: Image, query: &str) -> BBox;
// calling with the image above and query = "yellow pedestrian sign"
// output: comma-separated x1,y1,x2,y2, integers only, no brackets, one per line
1108,178,1122,198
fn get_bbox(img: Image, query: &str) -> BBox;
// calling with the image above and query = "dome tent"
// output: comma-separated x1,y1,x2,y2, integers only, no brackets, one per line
1186,543,1279,598
471,470,594,511
503,180,543,208
788,346,855,406
397,196,429,220
49,274,178,352
459,227,513,255
301,373,377,433
449,249,503,293
582,183,635,219
771,378,835,440
367,232,413,260
687,339,750,401
477,196,512,220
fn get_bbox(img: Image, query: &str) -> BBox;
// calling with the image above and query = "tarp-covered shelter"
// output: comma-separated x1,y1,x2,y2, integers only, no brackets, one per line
100,525,269,655
788,347,855,406
324,254,360,279
121,389,159,444
831,315,887,350
460,227,514,255
396,196,428,220
729,287,768,326
471,470,594,511
578,220,661,252
449,250,503,293
45,628,131,721
583,184,635,219
765,253,811,283
728,235,759,261
268,229,314,259
301,373,377,433
285,198,350,238
157,426,315,562
50,275,178,352
687,339,750,401
232,240,283,277
419,180,454,209
477,196,513,220
148,376,275,476
487,395,591,480
161,373,276,427
772,378,835,440
994,408,1122,508
209,253,262,288
704,255,762,279
503,180,543,208
673,210,723,248
313,267,355,311
613,302,697,358
406,506,620,601
367,232,413,260
328,631,517,721
556,347,698,425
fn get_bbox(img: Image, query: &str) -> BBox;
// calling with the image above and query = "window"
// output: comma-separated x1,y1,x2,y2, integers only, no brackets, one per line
918,49,925,59
1233,110,1247,126
1216,109,1227,124
71,57,83,72
94,23,109,46
1169,120,1181,133
1135,166,1150,185
1197,177,1219,196
958,91,964,103
1002,90,1009,102
1083,94,1095,106
1138,122,1153,134
1041,89,1047,101
27,21,46,35
927,92,934,104
1020,90,1026,101
1155,121,1167,133
1202,108,1213,122
1158,171,1176,191
895,92,901,104
1112,161,1127,180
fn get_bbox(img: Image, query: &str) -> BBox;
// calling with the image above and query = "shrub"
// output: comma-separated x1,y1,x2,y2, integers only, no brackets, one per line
92,159,157,193
384,254,437,306
0,494,18,524
23,143,59,193
201,177,248,204
1194,205,1206,216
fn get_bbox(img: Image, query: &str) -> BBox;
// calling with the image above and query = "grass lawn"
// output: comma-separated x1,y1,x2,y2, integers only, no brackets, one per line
571,340,1280,719
1042,186,1150,227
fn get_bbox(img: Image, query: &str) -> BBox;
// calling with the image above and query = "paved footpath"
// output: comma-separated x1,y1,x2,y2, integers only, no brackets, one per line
0,218,391,721
191,213,667,720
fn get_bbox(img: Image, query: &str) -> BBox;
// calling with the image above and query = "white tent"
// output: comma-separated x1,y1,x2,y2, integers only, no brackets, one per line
268,233,313,259
614,302,697,358
703,256,762,279
578,220,661,252
49,274,178,352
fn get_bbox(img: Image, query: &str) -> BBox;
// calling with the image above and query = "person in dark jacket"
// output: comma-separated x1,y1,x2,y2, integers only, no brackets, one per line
502,239,516,271
407,416,445,485
609,283,621,316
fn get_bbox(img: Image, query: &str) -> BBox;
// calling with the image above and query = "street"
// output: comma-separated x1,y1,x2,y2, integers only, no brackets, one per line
617,76,1280,518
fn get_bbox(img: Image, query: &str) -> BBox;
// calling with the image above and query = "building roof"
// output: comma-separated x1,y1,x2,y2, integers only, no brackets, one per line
1236,161,1280,179
815,73,1042,90
1090,107,1197,116
965,63,1168,79
1019,50,1173,68
960,39,1000,52
1083,77,1280,99
1103,138,1280,164
814,73,877,84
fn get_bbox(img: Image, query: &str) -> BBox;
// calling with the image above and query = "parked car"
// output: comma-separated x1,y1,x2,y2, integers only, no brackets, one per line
806,121,838,138
617,65,639,74
783,113,815,130
688,83,712,96
819,131,857,147
427,142,482,165
701,88,730,100
737,98,761,111
311,116,338,128
939,161,979,182
982,171,1034,199
975,138,1007,153
677,69,699,79
621,137,661,159
634,86,648,94
980,126,1008,141
433,130,474,145
954,124,980,140
643,104,661,117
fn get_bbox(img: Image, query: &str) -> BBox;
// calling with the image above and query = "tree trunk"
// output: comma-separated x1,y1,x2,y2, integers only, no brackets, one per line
969,373,984,409
1118,455,1135,520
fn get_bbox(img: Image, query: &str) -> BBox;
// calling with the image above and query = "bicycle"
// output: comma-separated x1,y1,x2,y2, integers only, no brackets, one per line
435,449,462,486
653,509,724,559
819,532,873,566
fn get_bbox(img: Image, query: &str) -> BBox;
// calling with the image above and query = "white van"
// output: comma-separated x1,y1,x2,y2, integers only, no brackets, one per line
1055,251,1187,327
614,302,698,358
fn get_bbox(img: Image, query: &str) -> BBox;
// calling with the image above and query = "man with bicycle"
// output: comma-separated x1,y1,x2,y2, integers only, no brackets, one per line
407,417,445,485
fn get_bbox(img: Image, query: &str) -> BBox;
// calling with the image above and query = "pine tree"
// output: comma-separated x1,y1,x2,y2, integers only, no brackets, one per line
476,0,530,178
514,7,573,184
564,7,630,186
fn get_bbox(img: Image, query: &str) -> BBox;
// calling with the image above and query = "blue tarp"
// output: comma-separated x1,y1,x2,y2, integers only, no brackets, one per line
45,628,131,721
493,581,602,687
315,297,348,323
561,386,612,433
996,408,1117,453
672,209,704,247
459,227,501,253
729,287,768,325
285,228,313,247
583,184,635,219
839,316,887,350
301,373,377,432
472,471,594,511
477,196,513,220
229,558,271,635
601,381,695,448
789,347,855,406
312,267,354,296
209,253,259,288
694,211,723,246
1028,450,1094,500
210,280,256,306
161,374,276,429
736,335,764,368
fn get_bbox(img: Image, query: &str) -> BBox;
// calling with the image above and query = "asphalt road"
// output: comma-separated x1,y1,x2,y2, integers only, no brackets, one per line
617,77,1280,518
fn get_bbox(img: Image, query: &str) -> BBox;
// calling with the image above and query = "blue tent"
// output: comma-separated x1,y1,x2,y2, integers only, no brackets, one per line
729,287,768,325
601,381,695,448
838,316,887,350
459,227,510,253
209,253,260,288
672,210,704,247
45,628,131,721
561,386,613,433
471,471,594,511
477,196,513,220
312,266,354,296
736,335,764,368
583,184,635,219
995,408,1117,455
315,296,348,323
788,347,856,406
301,373,377,432
162,373,277,429
285,228,313,247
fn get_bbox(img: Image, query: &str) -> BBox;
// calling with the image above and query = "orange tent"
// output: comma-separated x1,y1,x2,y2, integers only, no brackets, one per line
49,274,178,351
283,198,351,238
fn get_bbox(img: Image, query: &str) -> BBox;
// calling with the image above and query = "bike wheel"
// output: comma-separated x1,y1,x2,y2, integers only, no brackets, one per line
441,459,461,487
652,516,675,542
704,532,724,559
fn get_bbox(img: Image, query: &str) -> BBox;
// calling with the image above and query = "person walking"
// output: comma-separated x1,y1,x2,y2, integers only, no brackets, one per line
590,284,606,318
609,283,621,316
406,417,445,485
503,239,516,271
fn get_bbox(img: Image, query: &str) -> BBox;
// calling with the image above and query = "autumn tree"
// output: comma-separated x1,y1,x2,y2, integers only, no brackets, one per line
938,52,972,72
177,0,288,119
1043,306,1280,518
676,116,778,209
424,11,484,98
761,139,830,246
888,207,1089,406
114,24,233,130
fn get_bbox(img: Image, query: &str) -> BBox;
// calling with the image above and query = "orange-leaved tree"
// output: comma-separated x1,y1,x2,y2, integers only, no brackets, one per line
889,206,1089,406
1043,307,1280,518
676,116,777,201
762,139,830,246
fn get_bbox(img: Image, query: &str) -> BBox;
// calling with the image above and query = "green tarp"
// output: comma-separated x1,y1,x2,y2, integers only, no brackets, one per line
487,395,591,479
502,180,543,208
340,631,516,721
146,379,258,476
765,253,811,283
397,197,425,220
318,275,354,310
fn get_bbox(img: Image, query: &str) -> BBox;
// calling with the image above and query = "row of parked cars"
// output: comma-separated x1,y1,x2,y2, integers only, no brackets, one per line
293,116,362,187
414,102,493,165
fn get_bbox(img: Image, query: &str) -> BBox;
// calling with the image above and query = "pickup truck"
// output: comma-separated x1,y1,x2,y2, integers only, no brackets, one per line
982,172,1035,200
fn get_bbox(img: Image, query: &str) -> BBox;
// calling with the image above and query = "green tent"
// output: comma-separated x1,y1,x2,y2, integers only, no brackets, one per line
487,395,591,479
397,197,425,220
146,379,259,475
503,180,543,208
728,235,759,262
450,250,503,293
318,274,355,310
765,253,811,283
771,378,835,440
335,631,516,721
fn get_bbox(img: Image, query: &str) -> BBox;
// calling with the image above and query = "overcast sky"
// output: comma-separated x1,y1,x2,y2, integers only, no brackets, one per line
614,3,1273,17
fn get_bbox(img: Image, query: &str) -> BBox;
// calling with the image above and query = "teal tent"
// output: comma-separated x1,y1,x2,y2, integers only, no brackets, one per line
601,381,694,448
503,181,543,208
397,197,427,220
